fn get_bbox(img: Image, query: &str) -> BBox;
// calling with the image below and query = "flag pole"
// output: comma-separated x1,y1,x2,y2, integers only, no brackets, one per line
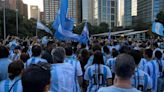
16,0,19,36
3,0,6,40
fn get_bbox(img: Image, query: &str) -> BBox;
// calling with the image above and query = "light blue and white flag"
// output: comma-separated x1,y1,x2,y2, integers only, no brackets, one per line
80,22,89,44
36,21,53,35
52,0,80,41
55,24,80,41
108,30,111,42
152,22,164,37
53,0,74,32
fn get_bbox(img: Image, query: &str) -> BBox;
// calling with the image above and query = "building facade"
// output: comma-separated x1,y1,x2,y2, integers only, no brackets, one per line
124,0,137,28
97,0,117,29
44,0,82,24
30,5,39,19
117,0,124,27
137,0,164,23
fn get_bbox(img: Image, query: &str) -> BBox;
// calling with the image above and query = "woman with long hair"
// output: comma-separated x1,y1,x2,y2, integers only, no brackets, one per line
84,51,112,92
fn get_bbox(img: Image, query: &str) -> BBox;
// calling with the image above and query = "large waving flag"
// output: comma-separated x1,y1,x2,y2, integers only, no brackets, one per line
36,21,53,35
53,0,74,32
80,22,89,44
152,22,164,36
52,0,80,41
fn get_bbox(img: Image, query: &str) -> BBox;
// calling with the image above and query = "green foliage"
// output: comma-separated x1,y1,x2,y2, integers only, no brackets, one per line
74,22,109,35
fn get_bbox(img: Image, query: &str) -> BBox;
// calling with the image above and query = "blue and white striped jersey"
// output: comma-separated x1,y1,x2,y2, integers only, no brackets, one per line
144,59,164,92
131,68,152,92
84,55,107,70
50,63,75,92
84,64,112,92
9,53,21,61
64,56,83,92
0,77,22,92
138,58,147,71
25,57,47,68
106,58,116,73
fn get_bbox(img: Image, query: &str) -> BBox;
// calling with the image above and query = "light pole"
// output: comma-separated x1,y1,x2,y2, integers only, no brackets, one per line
16,0,18,36
2,0,6,39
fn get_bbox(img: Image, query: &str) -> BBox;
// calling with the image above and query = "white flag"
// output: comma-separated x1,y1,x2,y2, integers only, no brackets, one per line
36,21,53,35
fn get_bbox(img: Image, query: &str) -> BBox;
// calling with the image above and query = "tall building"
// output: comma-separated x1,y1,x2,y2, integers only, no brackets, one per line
44,0,82,24
43,0,56,24
124,0,132,27
97,0,117,29
0,0,28,17
137,0,164,23
40,12,44,21
117,0,124,26
30,5,39,19
124,0,137,27
82,0,89,21
23,4,28,18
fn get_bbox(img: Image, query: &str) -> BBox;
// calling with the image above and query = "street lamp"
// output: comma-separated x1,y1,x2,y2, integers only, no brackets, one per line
2,0,6,39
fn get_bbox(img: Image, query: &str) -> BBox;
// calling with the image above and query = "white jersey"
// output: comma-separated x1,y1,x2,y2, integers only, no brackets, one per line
84,55,107,70
25,57,47,68
64,56,83,92
106,58,116,73
0,77,22,92
50,63,75,92
138,58,147,71
131,68,152,92
144,59,164,92
84,64,112,92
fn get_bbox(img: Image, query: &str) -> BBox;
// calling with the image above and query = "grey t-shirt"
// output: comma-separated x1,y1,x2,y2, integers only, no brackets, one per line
98,86,141,92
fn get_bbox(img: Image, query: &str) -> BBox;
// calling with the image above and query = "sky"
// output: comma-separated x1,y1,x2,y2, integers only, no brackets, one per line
23,0,43,18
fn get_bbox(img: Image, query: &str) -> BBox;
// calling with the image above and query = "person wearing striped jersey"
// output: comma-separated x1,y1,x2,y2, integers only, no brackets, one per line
139,49,154,71
102,46,112,60
84,51,112,92
0,60,24,92
106,48,119,84
9,46,21,61
98,54,140,92
0,46,11,81
64,46,83,92
85,45,107,70
130,50,152,92
50,47,76,92
154,50,164,92
144,50,164,92
25,45,47,68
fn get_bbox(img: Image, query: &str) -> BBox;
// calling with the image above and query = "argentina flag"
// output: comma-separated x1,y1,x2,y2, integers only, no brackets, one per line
152,22,164,37
53,0,74,32
80,22,89,44
36,21,53,35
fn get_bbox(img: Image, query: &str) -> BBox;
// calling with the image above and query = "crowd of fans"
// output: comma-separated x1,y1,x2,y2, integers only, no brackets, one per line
0,35,164,92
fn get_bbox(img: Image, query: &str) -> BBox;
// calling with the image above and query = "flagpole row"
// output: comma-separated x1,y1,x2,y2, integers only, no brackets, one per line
3,0,6,40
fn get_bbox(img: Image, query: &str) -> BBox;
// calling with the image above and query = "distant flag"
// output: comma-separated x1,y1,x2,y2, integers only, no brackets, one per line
108,30,111,42
36,21,53,35
152,22,164,37
80,22,89,44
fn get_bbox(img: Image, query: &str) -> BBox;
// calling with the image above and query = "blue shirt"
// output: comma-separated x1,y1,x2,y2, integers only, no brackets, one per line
0,58,11,81
0,76,22,92
50,63,75,92
98,86,141,92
